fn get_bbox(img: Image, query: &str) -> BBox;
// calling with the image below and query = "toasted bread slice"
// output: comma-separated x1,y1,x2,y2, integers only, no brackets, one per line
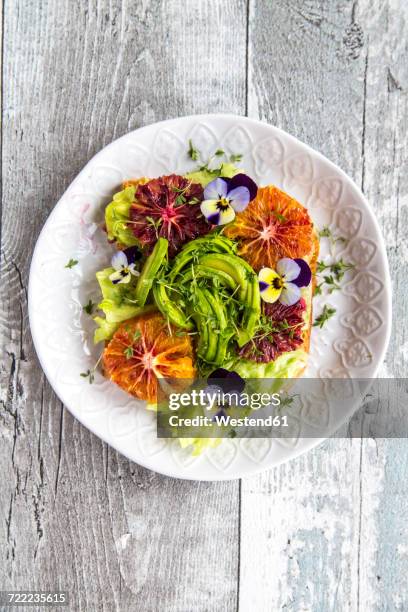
122,178,149,189
300,226,320,354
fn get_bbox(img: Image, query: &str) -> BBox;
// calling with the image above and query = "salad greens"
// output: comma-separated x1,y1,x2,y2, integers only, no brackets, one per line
83,299,95,315
105,185,141,247
93,267,154,343
135,237,168,307
232,349,308,379
152,234,261,368
186,162,241,187
65,258,78,269
93,151,315,372
313,305,336,329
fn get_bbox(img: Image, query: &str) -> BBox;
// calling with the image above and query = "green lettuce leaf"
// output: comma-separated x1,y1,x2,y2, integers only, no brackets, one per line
93,267,155,343
105,186,140,247
232,349,308,379
185,162,241,187
219,162,242,178
93,316,119,345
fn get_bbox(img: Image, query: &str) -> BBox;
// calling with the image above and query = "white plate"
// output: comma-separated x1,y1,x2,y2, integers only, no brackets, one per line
28,114,392,480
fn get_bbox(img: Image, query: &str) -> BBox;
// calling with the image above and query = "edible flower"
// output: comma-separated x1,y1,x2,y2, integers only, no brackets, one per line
200,173,258,226
205,369,245,419
208,368,245,394
258,258,311,306
109,248,141,285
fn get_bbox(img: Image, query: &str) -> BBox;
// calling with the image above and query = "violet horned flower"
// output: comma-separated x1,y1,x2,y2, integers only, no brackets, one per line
109,249,141,285
258,257,311,306
200,173,258,226
208,368,245,394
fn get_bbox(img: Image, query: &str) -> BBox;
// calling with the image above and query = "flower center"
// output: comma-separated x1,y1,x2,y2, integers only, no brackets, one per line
217,198,231,211
272,276,284,290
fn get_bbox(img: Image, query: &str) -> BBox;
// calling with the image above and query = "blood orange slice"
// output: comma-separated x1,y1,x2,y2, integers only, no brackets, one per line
102,312,195,403
225,185,314,271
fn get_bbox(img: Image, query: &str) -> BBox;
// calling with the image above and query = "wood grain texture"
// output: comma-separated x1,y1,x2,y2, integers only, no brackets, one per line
240,1,408,610
1,0,407,611
0,1,246,610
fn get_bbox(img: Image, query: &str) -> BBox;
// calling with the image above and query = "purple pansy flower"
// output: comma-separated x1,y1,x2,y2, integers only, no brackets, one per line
200,174,258,226
109,248,141,285
208,368,245,394
258,257,312,306
292,258,312,287
227,173,258,200
206,369,245,421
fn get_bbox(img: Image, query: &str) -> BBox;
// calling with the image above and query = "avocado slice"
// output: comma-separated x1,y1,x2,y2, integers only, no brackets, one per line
152,281,193,329
135,238,168,306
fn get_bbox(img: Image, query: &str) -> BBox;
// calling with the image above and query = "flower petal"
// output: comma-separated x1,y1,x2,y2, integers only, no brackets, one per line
258,267,280,285
292,258,312,287
228,173,258,201
109,266,133,284
111,251,128,270
218,206,236,225
204,178,228,200
276,258,301,282
200,199,219,219
124,246,142,264
227,186,250,212
207,212,221,225
119,273,131,284
260,284,281,303
258,268,282,303
208,369,245,394
128,263,140,276
225,371,245,394
208,368,230,380
201,198,235,225
279,282,301,305
109,269,125,284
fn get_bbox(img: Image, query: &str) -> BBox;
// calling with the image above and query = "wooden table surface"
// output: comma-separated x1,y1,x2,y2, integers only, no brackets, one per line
1,1,407,610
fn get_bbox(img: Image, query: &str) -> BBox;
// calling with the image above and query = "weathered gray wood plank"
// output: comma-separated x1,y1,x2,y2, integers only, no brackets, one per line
0,1,247,610
240,1,408,610
1,0,407,610
350,1,408,609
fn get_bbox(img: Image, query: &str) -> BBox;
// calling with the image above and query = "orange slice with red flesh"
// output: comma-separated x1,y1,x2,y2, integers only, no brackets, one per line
225,185,314,271
102,312,195,403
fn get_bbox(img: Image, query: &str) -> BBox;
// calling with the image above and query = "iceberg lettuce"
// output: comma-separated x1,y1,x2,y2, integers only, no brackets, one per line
93,267,155,343
185,162,241,187
93,316,120,345
105,186,140,247
231,349,308,379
